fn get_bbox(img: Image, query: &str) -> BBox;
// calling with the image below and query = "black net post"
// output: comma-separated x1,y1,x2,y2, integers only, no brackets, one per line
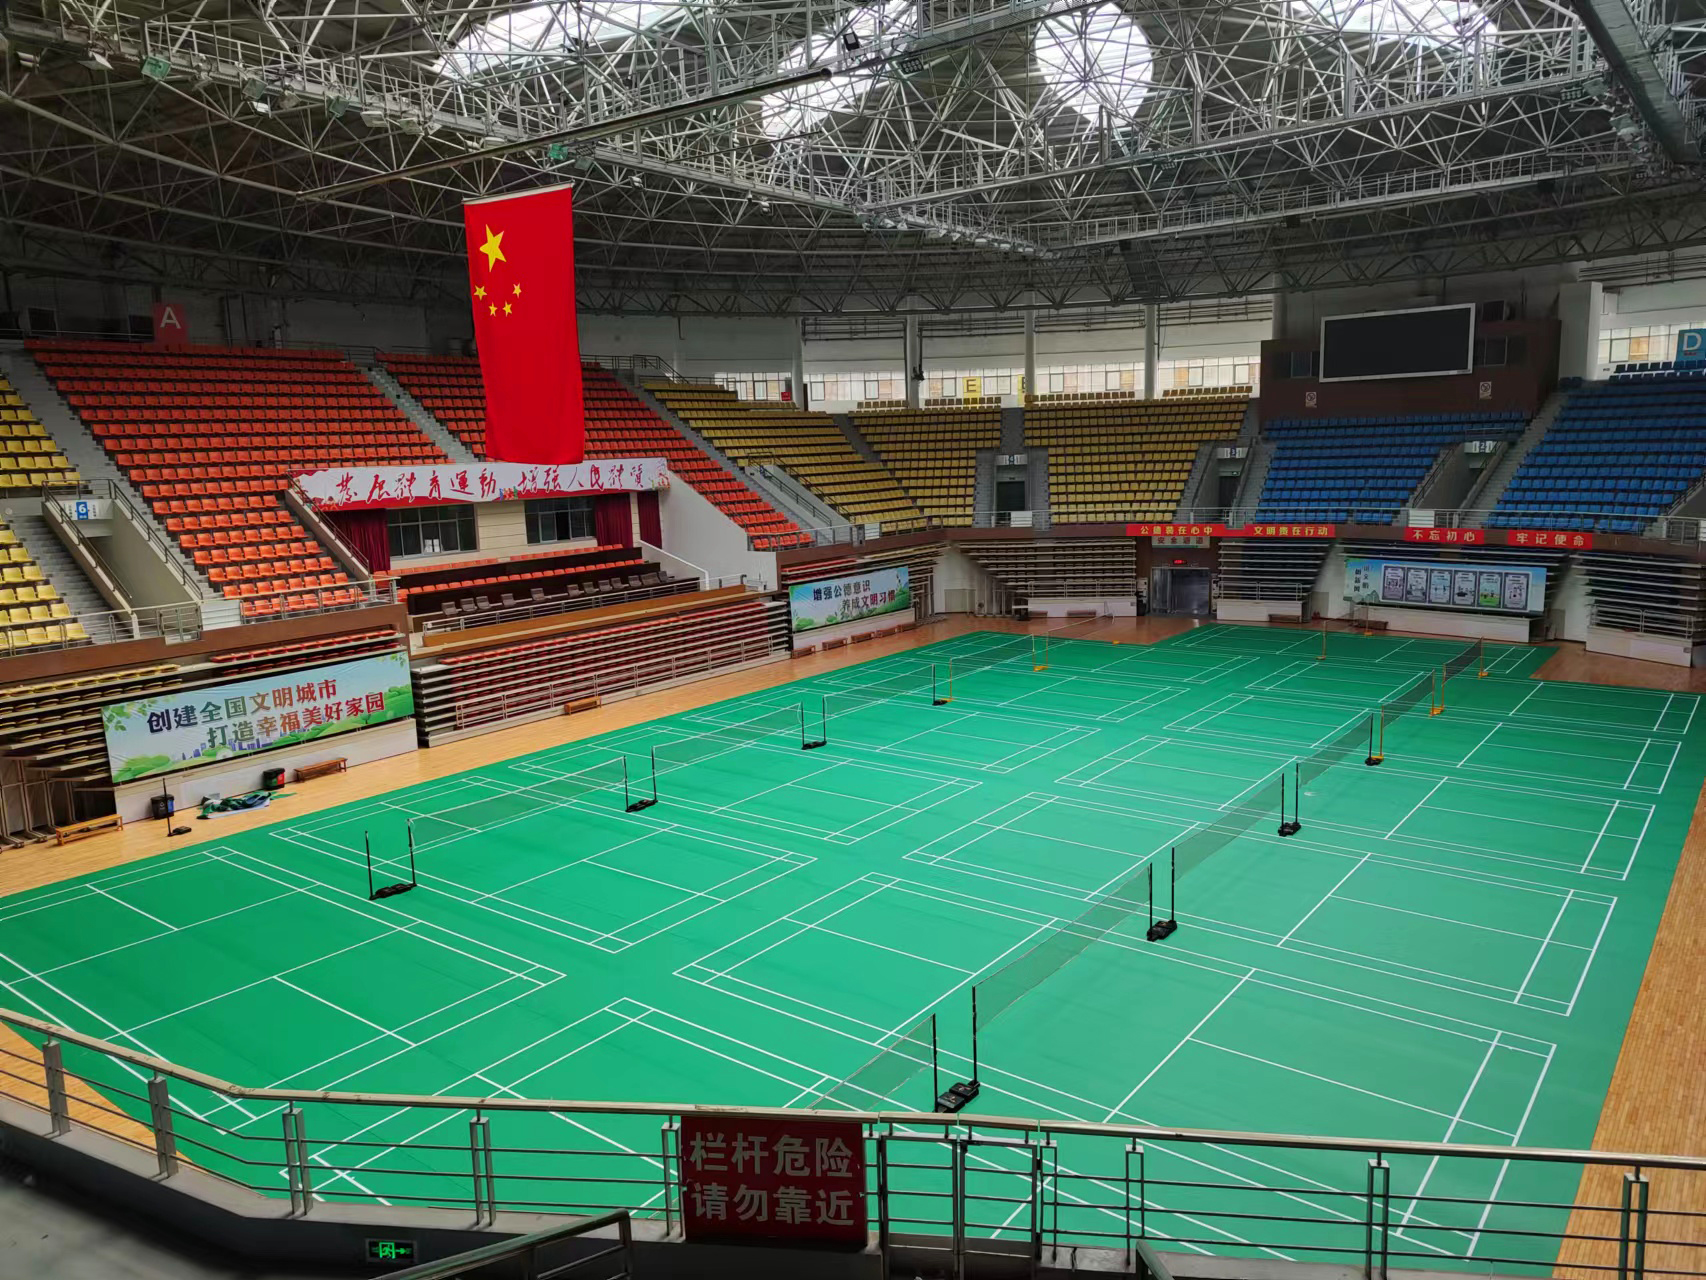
801,697,827,750
625,749,658,813
365,830,373,899
933,662,952,706
1145,851,1178,942
407,820,417,888
1278,765,1301,837
931,1014,939,1104
1366,712,1383,766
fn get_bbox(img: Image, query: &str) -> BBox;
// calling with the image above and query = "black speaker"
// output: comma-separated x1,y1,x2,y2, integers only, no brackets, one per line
261,767,286,791
150,794,175,820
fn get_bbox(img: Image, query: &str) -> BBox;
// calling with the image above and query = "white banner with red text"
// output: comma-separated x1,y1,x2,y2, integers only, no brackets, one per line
296,458,670,510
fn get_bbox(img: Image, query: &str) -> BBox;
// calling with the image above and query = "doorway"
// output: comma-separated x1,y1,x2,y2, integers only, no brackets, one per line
1150,567,1213,617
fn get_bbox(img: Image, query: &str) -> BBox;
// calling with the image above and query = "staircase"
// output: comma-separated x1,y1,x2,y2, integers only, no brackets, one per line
625,381,830,533
0,351,209,591
367,367,478,464
835,414,886,467
1175,440,1231,519
1460,388,1568,521
1229,437,1275,524
9,515,108,630
1026,448,1051,529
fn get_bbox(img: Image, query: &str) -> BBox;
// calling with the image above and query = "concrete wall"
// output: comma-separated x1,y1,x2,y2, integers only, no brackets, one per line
87,504,201,608
656,472,778,590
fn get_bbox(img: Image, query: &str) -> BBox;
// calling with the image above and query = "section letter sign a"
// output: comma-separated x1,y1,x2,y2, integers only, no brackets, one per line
680,1115,867,1247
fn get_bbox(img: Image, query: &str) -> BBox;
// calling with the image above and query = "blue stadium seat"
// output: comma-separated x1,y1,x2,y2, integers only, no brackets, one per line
1255,412,1523,525
1487,380,1706,533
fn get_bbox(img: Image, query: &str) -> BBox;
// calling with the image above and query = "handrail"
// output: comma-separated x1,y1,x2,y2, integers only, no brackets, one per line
381,1211,634,1280
47,480,207,599
5,1005,1704,1172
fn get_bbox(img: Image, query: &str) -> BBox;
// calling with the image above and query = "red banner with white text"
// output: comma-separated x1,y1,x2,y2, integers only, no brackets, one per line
1126,522,1338,539
296,459,667,510
681,1115,866,1247
1404,527,1486,545
464,184,584,464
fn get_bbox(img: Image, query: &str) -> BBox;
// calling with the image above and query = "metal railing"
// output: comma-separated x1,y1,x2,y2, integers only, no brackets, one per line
415,578,703,640
382,1212,635,1280
45,479,207,600
583,354,685,383
2,1006,1703,1279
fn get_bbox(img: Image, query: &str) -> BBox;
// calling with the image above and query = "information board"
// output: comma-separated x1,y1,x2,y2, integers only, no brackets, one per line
680,1114,866,1246
1345,557,1547,616
102,652,413,783
788,565,911,634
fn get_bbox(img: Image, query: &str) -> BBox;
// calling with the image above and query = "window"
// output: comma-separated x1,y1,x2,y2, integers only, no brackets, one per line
923,368,1022,400
806,370,907,405
1600,322,1706,369
526,496,594,545
388,504,476,557
714,371,793,402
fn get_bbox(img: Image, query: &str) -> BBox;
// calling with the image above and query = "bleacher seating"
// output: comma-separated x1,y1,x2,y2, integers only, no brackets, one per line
853,408,1000,525
1025,397,1245,523
0,372,79,489
0,518,87,651
648,383,923,530
1260,412,1525,525
28,342,448,618
412,590,788,742
379,355,809,549
1490,381,1706,533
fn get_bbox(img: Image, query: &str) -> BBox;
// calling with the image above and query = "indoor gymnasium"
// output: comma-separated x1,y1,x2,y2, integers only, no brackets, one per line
1,1,1705,1278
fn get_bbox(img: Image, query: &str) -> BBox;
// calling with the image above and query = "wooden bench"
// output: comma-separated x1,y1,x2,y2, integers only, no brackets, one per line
1356,618,1391,633
55,813,122,846
562,695,601,716
294,758,348,783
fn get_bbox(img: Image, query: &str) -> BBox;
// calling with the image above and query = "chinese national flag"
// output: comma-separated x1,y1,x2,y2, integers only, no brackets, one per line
463,185,584,463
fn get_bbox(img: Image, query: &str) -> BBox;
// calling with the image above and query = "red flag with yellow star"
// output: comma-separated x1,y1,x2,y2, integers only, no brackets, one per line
463,185,585,463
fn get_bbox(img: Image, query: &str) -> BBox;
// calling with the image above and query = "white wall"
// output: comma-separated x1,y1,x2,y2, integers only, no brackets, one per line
1602,279,1706,332
386,501,606,571
656,470,778,590
1273,265,1581,341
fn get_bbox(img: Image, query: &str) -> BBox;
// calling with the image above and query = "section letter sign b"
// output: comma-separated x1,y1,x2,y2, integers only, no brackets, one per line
680,1114,867,1248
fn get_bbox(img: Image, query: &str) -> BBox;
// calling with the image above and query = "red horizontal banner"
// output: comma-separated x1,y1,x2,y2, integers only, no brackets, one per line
1404,527,1486,545
1124,522,1337,539
1504,529,1594,549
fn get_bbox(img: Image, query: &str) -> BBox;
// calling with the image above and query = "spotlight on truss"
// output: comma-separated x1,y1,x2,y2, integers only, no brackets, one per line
841,29,861,51
360,106,387,128
897,53,923,76
140,54,171,81
327,96,350,119
80,48,113,71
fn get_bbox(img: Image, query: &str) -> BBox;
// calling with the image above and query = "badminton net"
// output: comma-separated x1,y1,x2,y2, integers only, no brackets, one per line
806,1015,938,1111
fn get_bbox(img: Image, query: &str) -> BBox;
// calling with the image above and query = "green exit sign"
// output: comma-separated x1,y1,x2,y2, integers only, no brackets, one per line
366,1239,418,1266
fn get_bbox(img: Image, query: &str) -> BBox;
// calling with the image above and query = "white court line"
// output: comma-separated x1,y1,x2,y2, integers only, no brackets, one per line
1278,854,1371,946
1100,973,1251,1122
1466,1043,1556,1255
1397,1032,1503,1229
1623,738,1652,789
1562,898,1617,1017
1513,892,1573,1004
1191,1038,1517,1133
1580,803,1620,874
1386,778,1446,839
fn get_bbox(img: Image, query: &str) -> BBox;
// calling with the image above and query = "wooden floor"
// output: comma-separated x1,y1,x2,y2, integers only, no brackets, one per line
2,612,1703,1271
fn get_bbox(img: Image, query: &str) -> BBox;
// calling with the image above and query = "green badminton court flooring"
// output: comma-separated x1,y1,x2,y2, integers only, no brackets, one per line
0,624,1700,1270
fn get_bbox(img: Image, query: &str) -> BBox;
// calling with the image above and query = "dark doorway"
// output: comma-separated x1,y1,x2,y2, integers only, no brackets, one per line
1150,567,1213,617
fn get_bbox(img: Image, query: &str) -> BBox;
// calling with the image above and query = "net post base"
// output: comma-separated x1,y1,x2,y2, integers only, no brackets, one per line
934,1080,980,1114
1146,918,1178,942
625,798,658,813
1277,820,1301,837
1365,754,1383,766
801,739,827,750
933,698,952,707
371,882,415,901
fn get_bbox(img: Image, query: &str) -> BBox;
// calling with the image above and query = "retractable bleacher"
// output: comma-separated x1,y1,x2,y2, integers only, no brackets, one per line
1259,412,1524,524
378,355,809,548
852,407,1000,525
1025,396,1245,523
648,383,924,531
29,341,448,618
1490,378,1706,533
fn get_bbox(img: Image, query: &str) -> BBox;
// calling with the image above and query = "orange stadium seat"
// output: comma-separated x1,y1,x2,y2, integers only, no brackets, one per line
28,340,451,616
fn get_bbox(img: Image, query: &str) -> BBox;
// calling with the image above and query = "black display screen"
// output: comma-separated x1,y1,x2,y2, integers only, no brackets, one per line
1319,304,1476,381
